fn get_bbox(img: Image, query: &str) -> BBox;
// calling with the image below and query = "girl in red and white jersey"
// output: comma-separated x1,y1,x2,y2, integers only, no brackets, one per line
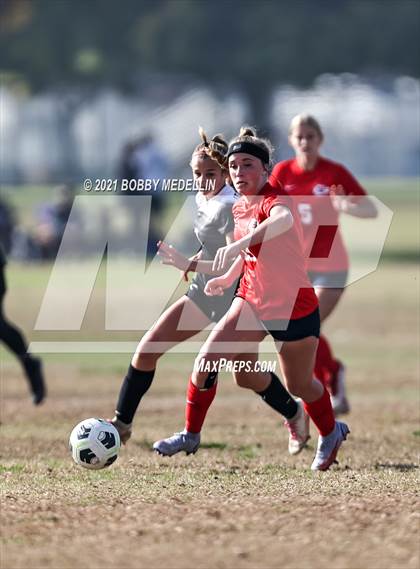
270,115,377,414
165,127,349,471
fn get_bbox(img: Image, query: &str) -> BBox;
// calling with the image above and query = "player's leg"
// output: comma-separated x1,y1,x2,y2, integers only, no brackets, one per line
232,352,310,455
191,298,266,386
315,286,343,322
315,285,349,415
277,337,349,471
154,298,265,456
154,299,305,456
153,367,218,456
0,268,46,404
112,296,212,442
194,298,303,422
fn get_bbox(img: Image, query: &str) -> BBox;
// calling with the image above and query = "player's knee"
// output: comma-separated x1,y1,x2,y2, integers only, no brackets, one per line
233,371,252,389
132,343,162,368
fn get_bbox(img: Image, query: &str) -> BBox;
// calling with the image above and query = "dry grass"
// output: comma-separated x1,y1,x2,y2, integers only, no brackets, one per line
1,260,419,569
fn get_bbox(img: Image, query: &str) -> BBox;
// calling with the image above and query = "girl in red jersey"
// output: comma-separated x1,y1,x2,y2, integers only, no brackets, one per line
270,115,377,414
156,127,349,471
111,130,307,456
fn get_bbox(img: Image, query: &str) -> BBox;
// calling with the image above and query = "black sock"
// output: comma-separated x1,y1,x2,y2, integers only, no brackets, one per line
115,365,155,424
256,372,298,420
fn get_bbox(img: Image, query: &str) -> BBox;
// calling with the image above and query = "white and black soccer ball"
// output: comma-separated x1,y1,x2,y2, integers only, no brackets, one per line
69,418,121,470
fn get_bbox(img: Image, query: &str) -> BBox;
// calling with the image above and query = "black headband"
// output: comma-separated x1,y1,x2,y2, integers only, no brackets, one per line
227,141,269,164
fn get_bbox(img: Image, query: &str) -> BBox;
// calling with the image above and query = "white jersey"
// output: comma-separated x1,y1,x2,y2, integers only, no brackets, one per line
192,185,238,290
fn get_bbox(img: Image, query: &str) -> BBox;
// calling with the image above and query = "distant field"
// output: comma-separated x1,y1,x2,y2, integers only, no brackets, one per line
1,260,419,569
0,183,419,569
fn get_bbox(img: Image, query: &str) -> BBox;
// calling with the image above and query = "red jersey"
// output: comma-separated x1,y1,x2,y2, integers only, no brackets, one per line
270,157,367,272
233,183,318,321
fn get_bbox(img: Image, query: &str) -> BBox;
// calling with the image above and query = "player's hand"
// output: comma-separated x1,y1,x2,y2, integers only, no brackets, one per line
157,241,189,272
204,277,228,296
330,184,349,212
212,241,242,272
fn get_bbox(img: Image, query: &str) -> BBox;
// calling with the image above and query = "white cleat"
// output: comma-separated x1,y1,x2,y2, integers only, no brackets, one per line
311,421,350,471
284,399,310,455
153,430,200,456
330,362,350,416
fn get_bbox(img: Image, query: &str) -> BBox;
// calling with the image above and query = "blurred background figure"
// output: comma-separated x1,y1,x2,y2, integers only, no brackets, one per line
132,133,169,256
118,133,169,257
33,184,82,260
118,140,139,184
0,196,16,256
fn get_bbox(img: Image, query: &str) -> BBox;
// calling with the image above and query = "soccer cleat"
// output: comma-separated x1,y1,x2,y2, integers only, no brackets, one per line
284,399,310,455
23,356,46,405
153,429,200,456
330,362,350,416
311,421,350,471
110,417,132,444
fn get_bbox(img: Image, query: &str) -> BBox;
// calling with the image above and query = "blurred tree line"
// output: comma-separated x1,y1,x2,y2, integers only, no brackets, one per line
1,0,419,129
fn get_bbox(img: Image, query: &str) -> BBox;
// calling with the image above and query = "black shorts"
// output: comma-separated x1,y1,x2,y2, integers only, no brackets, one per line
262,308,321,342
186,283,235,323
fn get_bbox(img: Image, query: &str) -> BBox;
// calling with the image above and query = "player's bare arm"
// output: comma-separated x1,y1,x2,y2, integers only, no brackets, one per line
212,205,293,271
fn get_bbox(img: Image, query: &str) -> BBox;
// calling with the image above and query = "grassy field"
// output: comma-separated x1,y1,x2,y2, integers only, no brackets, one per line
0,181,419,569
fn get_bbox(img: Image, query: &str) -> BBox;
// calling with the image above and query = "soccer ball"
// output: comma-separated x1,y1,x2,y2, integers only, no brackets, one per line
69,418,121,470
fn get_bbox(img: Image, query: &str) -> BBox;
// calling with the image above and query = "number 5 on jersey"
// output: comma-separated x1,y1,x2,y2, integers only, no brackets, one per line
298,203,313,225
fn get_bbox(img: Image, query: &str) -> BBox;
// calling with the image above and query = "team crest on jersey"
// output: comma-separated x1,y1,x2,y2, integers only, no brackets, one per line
312,184,330,195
